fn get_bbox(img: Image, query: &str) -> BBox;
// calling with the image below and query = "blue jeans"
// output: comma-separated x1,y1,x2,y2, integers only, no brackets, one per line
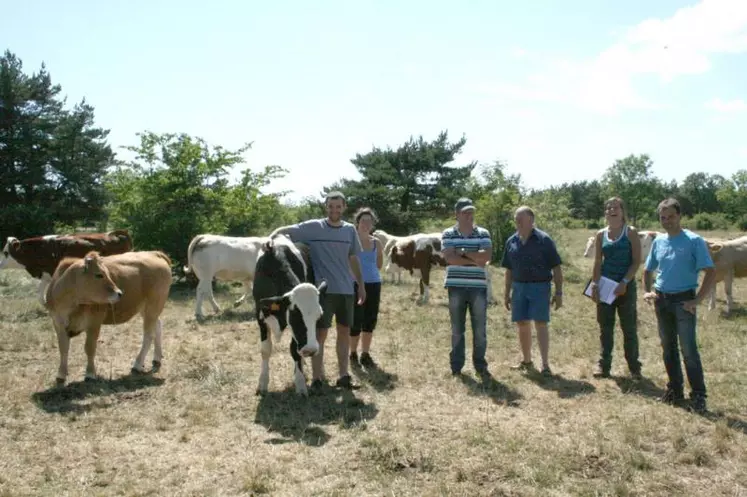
448,287,488,373
654,290,706,398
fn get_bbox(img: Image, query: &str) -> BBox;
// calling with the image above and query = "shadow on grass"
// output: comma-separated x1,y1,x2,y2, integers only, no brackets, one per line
613,375,747,436
254,385,379,447
457,372,522,407
525,369,596,399
350,360,399,392
31,373,165,415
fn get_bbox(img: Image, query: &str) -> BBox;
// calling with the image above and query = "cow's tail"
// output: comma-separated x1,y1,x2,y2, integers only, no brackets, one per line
154,251,173,268
184,235,203,275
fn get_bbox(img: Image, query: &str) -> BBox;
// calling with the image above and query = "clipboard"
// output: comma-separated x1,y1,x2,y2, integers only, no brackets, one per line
583,276,620,305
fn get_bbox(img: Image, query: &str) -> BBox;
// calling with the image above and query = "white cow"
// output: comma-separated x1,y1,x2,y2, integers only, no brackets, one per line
584,230,661,263
183,234,269,319
706,236,747,314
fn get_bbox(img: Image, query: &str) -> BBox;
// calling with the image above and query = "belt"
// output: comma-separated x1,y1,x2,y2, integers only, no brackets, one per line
655,289,695,299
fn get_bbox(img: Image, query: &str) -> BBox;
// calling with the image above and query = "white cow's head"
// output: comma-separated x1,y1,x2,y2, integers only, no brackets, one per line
0,237,25,270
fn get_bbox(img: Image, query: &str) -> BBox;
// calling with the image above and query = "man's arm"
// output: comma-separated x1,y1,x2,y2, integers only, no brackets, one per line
695,267,716,304
641,239,658,294
503,268,512,310
552,265,563,296
349,254,364,287
269,222,306,241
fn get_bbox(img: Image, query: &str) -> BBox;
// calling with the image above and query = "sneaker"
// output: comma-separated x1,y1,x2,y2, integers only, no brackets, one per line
689,395,707,414
593,365,611,378
630,371,643,382
350,351,359,364
511,361,534,372
336,374,354,389
360,352,376,368
476,368,491,379
660,388,684,405
541,365,553,377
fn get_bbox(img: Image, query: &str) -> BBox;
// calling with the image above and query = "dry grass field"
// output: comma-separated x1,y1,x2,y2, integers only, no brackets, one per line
0,229,745,497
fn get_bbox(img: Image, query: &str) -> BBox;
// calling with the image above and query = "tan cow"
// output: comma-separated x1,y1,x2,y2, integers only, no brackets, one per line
43,250,173,386
705,235,747,314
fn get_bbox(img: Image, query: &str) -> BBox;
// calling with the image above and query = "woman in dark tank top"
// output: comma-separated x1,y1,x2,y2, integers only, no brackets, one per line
589,196,643,380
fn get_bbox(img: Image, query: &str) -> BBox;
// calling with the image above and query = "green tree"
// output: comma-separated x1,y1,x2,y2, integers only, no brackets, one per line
678,172,728,216
327,130,476,234
470,161,524,264
601,154,660,224
105,132,287,270
0,50,114,243
716,169,747,225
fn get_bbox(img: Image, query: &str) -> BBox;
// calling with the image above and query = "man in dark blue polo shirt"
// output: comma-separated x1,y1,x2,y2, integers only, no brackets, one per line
501,205,563,376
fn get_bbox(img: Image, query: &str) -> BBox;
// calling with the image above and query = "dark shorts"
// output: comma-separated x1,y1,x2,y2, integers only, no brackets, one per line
511,281,551,323
352,281,382,336
318,293,355,329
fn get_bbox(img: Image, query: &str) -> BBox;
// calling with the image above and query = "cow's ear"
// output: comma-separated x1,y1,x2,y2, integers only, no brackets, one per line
262,240,274,253
9,238,20,253
317,280,328,296
259,295,290,314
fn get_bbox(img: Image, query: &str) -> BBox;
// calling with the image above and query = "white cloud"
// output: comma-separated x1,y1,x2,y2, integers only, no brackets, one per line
509,47,528,59
705,98,747,112
478,0,747,115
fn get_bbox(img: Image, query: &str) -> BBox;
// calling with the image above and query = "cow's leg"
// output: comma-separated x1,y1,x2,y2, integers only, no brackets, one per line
132,317,158,374
724,269,734,314
84,326,102,381
257,320,272,394
233,280,253,308
708,283,716,311
194,278,207,318
54,323,70,385
207,279,221,313
152,318,163,372
291,340,308,396
37,274,52,306
419,267,431,304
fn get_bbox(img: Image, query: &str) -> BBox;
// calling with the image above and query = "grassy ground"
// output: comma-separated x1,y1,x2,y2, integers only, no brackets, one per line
0,229,745,497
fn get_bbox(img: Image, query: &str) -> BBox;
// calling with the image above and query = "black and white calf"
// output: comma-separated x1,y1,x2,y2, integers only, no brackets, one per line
253,234,327,396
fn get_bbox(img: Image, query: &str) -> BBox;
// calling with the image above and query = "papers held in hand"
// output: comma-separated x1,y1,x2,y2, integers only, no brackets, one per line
583,276,620,305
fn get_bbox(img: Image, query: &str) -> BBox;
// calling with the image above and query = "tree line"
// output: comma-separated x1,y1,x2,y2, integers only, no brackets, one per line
2,50,746,272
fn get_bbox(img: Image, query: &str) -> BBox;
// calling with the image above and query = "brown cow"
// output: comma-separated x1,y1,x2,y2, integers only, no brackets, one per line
1,230,134,305
43,250,172,386
705,235,747,314
389,234,447,304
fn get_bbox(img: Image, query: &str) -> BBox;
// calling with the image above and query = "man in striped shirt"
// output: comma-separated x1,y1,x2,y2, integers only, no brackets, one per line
441,198,493,377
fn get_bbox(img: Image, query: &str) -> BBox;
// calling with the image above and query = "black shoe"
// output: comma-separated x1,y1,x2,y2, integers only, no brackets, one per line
360,352,376,368
350,352,359,364
310,378,325,395
336,375,354,389
630,371,643,382
541,366,553,377
660,388,684,405
689,395,707,414
593,364,611,378
476,368,491,379
511,361,534,372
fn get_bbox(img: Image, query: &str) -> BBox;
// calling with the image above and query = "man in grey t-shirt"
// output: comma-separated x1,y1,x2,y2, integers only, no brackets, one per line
270,191,366,391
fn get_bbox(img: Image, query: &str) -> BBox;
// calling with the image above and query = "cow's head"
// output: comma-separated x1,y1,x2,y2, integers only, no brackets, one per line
0,237,25,270
259,280,327,357
70,252,123,305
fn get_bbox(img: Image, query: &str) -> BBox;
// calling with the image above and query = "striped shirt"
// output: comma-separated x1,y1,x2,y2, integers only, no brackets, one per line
441,225,492,288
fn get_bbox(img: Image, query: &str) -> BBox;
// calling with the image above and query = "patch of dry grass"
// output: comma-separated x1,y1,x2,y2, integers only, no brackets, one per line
0,229,745,496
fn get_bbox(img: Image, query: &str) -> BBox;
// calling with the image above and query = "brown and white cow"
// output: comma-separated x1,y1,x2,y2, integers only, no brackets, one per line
43,250,173,386
389,233,447,304
705,235,747,314
1,230,134,304
183,234,269,319
371,230,408,284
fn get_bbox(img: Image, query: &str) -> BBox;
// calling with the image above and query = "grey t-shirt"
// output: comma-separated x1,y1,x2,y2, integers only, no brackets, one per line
282,219,362,295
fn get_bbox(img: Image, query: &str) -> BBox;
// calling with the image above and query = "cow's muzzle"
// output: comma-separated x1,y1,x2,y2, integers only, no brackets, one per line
108,289,123,303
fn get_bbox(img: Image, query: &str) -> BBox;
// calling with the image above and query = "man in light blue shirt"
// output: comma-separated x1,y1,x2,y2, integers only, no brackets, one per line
643,198,716,414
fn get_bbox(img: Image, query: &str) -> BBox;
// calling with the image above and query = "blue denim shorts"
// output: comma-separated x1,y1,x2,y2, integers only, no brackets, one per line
511,281,551,323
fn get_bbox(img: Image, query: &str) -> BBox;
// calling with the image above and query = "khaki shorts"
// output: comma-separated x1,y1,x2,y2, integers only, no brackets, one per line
318,293,354,329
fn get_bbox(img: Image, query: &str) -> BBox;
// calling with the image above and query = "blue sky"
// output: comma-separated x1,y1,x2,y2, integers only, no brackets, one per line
3,0,746,203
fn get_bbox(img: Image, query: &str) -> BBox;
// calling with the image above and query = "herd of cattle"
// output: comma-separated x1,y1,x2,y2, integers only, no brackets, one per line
0,227,745,395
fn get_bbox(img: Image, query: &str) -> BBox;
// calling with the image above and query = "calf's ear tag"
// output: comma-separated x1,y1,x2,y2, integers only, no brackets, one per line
270,302,280,311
